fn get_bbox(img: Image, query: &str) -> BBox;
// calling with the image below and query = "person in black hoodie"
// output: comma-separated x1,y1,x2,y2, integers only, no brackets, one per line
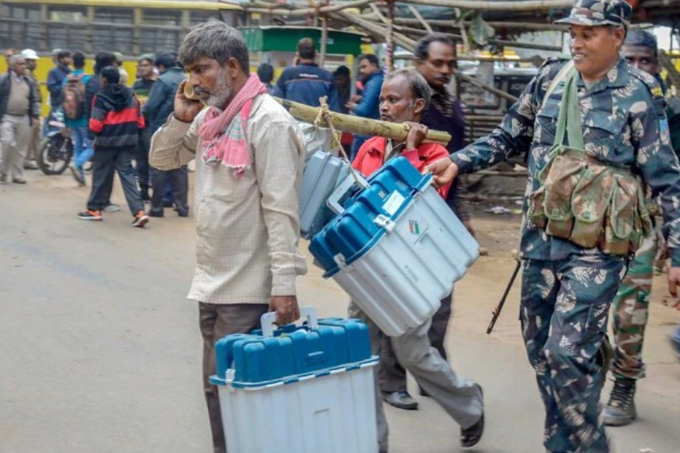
78,67,149,228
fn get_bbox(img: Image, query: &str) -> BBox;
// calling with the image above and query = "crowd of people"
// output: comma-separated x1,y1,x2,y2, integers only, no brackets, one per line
3,1,680,452
1,47,192,227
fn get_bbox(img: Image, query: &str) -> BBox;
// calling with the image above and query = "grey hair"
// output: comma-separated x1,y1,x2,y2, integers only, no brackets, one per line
385,69,431,109
8,55,24,65
179,20,250,73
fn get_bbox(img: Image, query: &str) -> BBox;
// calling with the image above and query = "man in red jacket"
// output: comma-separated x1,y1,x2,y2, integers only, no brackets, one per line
78,66,149,227
351,69,484,452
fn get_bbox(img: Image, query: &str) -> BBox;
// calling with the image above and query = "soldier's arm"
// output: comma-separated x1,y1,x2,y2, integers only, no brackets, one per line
449,64,549,174
634,88,680,267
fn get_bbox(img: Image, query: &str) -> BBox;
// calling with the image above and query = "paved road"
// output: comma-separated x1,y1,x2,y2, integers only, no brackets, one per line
1,172,679,453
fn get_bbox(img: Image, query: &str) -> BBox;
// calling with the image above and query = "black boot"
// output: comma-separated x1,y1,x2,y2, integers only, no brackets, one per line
603,378,637,426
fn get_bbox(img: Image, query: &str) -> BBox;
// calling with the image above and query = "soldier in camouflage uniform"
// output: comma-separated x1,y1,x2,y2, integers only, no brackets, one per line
603,29,680,427
425,1,680,452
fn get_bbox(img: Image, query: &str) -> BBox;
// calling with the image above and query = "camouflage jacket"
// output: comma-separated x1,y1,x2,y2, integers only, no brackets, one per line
450,57,680,265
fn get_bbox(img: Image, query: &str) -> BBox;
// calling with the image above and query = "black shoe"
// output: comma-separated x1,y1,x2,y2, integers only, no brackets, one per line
177,210,189,218
461,384,484,448
603,378,637,426
148,209,164,218
419,387,430,397
382,391,418,411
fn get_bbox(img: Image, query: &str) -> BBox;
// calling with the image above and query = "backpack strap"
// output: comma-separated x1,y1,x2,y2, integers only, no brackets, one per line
542,60,575,110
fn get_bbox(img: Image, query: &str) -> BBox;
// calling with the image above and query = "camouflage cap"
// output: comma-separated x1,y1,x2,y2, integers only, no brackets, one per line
555,0,632,27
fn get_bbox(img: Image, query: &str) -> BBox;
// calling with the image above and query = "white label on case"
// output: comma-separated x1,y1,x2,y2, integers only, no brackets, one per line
382,191,405,216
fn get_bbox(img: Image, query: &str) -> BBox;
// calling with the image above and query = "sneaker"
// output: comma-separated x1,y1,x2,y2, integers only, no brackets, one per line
603,378,637,426
69,165,86,186
24,161,39,170
132,210,149,228
12,178,26,184
78,210,103,221
104,203,121,213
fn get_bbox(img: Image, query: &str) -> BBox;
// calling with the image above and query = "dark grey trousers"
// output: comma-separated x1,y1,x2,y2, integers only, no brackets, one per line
199,302,269,453
378,291,453,393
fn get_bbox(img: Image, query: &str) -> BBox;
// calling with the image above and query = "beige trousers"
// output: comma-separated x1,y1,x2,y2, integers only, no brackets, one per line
0,114,31,180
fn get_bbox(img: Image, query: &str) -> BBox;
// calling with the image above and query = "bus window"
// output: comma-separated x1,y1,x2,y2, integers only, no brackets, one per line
93,7,134,54
47,6,88,51
140,9,182,54
0,4,41,50
190,10,222,27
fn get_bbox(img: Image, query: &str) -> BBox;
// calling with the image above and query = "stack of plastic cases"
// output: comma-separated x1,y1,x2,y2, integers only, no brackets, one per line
299,150,351,239
309,157,480,336
211,308,379,453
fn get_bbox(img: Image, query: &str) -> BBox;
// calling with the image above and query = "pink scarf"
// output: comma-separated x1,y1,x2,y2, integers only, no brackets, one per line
199,74,268,176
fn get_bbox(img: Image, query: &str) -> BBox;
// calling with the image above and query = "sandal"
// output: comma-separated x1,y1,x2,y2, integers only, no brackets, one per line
461,384,484,448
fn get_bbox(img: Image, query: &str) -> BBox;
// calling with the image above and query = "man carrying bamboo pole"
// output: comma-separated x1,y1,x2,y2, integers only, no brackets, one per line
426,1,680,452
351,68,485,452
377,34,471,412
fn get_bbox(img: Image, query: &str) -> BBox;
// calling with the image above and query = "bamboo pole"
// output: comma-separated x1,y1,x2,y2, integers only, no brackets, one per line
244,0,373,17
319,14,329,65
272,97,452,145
406,4,433,34
394,0,573,11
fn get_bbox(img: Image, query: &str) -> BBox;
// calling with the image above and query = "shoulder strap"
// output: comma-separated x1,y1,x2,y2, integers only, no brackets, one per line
554,68,585,152
542,60,575,109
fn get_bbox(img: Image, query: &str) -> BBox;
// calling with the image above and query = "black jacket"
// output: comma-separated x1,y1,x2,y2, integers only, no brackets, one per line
145,67,185,133
0,71,41,124
89,84,144,150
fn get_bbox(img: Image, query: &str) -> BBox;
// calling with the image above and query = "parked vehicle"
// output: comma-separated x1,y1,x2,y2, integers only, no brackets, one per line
37,109,73,175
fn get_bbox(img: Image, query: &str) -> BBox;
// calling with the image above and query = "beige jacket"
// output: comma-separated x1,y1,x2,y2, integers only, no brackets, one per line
149,94,308,304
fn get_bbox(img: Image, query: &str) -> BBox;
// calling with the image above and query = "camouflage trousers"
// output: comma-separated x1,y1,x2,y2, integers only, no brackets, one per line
521,252,627,453
611,232,657,380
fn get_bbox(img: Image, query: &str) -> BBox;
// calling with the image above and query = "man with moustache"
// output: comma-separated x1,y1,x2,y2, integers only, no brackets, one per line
149,20,307,453
425,1,680,452
377,34,471,412
351,68,485,453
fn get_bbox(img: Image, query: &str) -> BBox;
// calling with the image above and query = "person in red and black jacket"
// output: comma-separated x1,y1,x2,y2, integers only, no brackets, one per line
77,66,149,228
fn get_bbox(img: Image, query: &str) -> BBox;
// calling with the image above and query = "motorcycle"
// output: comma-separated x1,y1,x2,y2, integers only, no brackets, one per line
37,109,73,175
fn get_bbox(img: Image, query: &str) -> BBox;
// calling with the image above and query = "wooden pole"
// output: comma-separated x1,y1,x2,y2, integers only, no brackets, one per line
392,0,573,11
244,0,374,17
319,14,329,66
406,4,433,34
272,97,452,145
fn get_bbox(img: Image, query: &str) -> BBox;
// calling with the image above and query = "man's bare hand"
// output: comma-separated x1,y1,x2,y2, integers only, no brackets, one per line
174,81,204,123
404,122,428,150
424,157,459,187
669,267,680,310
269,296,300,325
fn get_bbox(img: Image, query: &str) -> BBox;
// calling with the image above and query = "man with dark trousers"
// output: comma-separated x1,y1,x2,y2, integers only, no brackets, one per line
145,52,189,217
378,33,469,411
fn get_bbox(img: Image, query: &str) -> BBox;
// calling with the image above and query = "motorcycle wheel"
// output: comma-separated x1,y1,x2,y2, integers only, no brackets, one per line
37,135,73,175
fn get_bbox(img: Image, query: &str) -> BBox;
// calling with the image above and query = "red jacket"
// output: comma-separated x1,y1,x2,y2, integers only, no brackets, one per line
352,136,452,198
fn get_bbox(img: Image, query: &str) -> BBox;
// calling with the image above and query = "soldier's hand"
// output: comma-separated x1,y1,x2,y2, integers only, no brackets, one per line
269,295,300,325
668,267,680,309
174,81,204,123
405,122,428,150
425,157,459,188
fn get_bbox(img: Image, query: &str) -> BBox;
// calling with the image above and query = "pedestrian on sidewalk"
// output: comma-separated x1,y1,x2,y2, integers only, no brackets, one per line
0,55,41,184
377,34,471,412
425,1,680,452
132,53,158,201
603,29,680,427
351,69,484,453
64,51,93,186
20,49,41,170
145,52,189,217
149,20,307,453
78,67,148,228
